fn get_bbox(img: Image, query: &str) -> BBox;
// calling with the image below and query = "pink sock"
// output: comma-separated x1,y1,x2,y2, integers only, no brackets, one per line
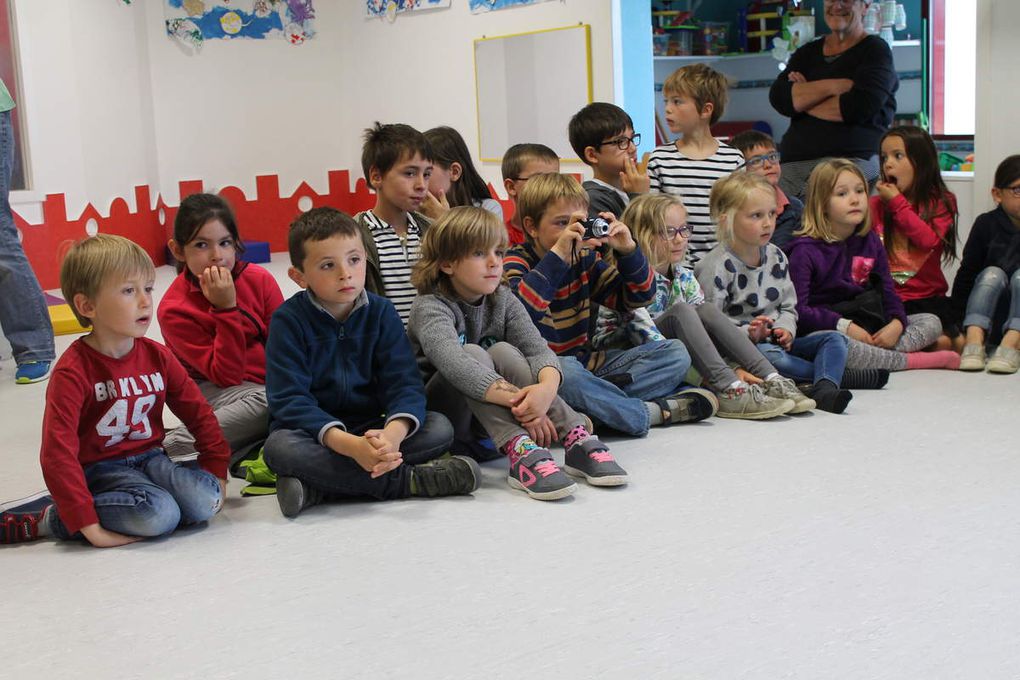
502,434,541,466
906,350,961,370
562,425,591,450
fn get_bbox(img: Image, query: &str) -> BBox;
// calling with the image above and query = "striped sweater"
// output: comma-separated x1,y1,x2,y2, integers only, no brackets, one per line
647,141,744,266
502,241,655,369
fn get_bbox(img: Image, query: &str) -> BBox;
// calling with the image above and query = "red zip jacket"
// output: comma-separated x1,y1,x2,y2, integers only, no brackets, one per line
157,262,283,386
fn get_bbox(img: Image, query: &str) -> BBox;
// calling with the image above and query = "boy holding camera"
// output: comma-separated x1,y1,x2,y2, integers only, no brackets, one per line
503,173,717,437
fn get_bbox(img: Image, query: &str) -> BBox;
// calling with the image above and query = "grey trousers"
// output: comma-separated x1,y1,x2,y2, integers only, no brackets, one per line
163,380,269,464
426,342,586,450
654,301,776,392
843,313,943,371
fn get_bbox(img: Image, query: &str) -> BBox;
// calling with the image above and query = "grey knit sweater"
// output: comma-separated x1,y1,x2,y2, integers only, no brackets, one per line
407,285,561,402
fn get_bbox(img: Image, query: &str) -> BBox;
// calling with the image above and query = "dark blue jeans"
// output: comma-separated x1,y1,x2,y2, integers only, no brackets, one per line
756,331,848,385
263,412,454,500
49,448,222,540
0,110,54,365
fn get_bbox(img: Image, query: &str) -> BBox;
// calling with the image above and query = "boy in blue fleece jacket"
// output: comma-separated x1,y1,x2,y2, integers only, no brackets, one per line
263,207,479,518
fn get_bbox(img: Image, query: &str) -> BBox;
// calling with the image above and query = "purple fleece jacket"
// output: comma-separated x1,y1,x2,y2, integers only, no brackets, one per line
784,231,908,334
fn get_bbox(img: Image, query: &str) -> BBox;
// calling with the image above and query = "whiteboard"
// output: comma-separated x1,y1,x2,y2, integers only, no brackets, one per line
474,24,593,163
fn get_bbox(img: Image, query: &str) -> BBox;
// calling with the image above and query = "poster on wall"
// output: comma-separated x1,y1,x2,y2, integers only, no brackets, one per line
365,0,451,21
165,0,315,50
469,0,555,14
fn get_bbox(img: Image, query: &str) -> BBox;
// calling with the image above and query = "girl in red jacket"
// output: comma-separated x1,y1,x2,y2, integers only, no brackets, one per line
871,125,961,351
158,193,283,471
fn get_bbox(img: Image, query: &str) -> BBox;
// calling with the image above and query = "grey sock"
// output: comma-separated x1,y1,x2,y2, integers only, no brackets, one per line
646,401,665,426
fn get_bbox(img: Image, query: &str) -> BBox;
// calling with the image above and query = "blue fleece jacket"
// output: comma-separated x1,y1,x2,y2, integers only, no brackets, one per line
265,289,425,442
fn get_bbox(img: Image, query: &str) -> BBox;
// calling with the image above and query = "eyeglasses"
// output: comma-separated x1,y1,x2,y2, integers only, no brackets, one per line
1001,184,1020,198
599,134,641,151
743,151,781,170
508,174,542,182
662,224,691,240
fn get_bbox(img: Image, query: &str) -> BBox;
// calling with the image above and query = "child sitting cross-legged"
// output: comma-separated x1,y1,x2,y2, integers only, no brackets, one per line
408,206,627,501
262,208,478,519
1,235,229,546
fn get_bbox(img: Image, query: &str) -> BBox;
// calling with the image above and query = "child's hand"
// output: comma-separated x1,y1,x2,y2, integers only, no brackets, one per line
875,180,900,202
199,266,237,310
218,478,228,509
604,214,638,255
550,213,587,262
846,322,874,344
421,190,450,220
80,523,141,548
353,435,403,478
520,414,557,448
772,327,794,350
510,382,556,423
619,153,651,195
870,319,904,349
747,316,773,343
734,367,763,385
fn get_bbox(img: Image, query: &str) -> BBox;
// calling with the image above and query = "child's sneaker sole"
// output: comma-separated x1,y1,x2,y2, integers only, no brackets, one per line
507,475,577,500
563,465,627,487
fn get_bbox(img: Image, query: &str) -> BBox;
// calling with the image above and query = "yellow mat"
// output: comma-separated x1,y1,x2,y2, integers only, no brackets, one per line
49,303,88,335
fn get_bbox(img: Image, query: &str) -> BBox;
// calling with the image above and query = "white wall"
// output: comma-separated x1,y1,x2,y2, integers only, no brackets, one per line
11,0,613,220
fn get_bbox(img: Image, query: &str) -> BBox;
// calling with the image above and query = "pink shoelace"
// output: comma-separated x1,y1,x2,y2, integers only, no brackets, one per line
533,460,561,477
590,451,614,463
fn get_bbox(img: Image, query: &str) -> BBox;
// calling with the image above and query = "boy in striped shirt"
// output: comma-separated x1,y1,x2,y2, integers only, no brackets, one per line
503,173,717,437
647,63,744,266
355,122,435,325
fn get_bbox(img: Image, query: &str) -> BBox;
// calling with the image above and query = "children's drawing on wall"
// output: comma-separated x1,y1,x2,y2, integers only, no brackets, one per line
469,0,554,14
165,0,315,51
365,0,451,22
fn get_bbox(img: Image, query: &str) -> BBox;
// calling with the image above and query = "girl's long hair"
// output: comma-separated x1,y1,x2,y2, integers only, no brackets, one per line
424,126,494,208
799,159,873,242
879,126,958,263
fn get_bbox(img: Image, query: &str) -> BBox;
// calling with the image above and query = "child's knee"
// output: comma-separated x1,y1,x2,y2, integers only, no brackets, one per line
175,469,223,524
462,343,495,368
977,266,1008,289
118,490,182,537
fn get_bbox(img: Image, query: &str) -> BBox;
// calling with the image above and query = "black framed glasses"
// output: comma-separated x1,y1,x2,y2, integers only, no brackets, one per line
599,134,641,151
743,151,781,170
662,224,691,240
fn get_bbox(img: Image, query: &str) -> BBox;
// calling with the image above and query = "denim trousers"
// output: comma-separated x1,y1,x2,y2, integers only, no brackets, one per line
963,266,1020,335
0,110,54,365
756,331,848,385
263,411,454,501
49,448,223,540
557,338,691,437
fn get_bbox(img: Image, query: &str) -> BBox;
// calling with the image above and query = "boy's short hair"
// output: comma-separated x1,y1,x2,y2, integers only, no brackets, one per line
361,122,432,184
517,173,589,238
567,103,634,162
288,207,363,269
411,206,508,297
729,129,776,158
800,158,873,242
501,143,559,181
60,234,156,327
662,63,730,125
709,172,775,248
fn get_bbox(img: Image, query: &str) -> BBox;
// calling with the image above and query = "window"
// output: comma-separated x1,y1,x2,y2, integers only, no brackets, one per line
929,0,976,136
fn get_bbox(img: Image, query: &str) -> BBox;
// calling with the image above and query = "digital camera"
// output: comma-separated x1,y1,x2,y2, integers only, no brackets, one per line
581,216,611,240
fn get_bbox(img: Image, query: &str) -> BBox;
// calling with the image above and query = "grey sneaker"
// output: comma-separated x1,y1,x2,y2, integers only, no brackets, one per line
763,376,816,413
564,438,628,487
716,383,794,420
959,344,987,371
410,455,482,497
986,346,1020,374
276,477,324,518
654,386,719,424
508,450,577,501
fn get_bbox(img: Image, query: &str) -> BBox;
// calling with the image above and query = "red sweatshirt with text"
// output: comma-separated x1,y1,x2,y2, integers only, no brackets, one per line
40,338,230,535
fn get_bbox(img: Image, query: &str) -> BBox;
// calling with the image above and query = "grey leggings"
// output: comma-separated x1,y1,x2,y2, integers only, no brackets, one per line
163,380,268,465
425,342,586,450
654,301,776,392
843,313,943,370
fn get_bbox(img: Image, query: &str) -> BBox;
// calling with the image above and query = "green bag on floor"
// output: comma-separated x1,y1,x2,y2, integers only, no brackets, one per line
237,448,277,497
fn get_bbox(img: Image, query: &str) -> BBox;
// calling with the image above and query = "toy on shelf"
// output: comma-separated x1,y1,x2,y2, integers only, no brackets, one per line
738,0,787,53
652,9,697,56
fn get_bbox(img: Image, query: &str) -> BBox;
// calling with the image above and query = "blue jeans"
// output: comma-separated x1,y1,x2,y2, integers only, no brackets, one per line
49,448,222,540
557,339,691,437
263,411,454,501
963,266,1020,335
756,331,848,385
0,110,54,365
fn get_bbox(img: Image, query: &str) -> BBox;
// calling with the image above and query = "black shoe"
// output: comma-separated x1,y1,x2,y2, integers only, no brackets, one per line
840,368,890,390
276,477,323,518
410,456,481,497
812,380,854,414
654,387,719,424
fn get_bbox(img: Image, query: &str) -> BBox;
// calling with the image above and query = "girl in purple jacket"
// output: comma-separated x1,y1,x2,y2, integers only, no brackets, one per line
784,159,960,372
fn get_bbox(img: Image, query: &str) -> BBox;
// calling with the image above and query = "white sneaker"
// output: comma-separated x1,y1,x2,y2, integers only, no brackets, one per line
716,383,794,420
763,376,817,413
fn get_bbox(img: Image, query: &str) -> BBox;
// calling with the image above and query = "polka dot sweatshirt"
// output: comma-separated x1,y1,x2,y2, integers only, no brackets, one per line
693,243,800,338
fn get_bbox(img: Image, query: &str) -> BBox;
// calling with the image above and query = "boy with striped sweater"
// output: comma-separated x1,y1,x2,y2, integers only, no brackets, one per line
502,173,716,437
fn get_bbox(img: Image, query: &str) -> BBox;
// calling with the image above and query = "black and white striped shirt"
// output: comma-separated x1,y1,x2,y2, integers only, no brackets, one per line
647,141,744,266
356,210,422,326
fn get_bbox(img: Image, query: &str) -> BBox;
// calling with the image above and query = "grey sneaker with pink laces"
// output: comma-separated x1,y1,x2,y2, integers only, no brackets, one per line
508,450,577,501
564,437,628,487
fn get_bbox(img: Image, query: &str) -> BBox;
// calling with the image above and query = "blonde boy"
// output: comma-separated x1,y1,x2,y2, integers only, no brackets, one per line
647,63,744,265
1,235,229,546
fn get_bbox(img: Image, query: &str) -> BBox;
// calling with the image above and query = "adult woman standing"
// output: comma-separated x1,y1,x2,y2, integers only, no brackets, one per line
769,0,898,200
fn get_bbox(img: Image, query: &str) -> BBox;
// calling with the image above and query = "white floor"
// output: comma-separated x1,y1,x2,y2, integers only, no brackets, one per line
3,256,1019,679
